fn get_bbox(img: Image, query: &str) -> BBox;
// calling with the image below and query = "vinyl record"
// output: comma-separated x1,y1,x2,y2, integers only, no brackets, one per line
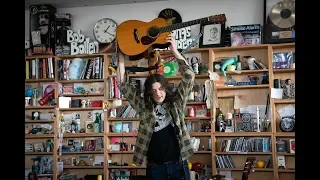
163,62,178,77
158,8,182,25
270,1,295,28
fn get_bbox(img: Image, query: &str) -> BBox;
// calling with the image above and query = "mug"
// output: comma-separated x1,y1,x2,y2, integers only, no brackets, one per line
190,171,199,180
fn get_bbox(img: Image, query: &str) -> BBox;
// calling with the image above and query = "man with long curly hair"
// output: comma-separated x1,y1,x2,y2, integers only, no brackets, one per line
117,33,195,180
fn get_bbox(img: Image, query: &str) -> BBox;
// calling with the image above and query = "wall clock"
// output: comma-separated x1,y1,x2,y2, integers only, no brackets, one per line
93,18,117,43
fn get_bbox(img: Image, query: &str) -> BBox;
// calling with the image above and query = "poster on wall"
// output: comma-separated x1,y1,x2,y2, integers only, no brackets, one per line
158,8,200,51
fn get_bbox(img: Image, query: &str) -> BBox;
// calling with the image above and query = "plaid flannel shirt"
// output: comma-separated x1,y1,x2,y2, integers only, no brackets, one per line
118,58,195,166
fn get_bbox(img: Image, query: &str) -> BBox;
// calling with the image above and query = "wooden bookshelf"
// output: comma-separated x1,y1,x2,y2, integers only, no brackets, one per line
25,43,295,180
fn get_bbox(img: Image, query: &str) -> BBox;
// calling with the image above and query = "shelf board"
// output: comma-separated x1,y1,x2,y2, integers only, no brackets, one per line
190,132,211,136
25,134,54,139
107,151,133,154
216,168,273,171
273,68,295,73
106,133,137,137
274,99,295,104
25,152,53,155
106,98,127,101
186,101,206,105
108,166,146,169
25,120,54,123
108,118,140,121
25,55,54,59
63,133,104,138
184,117,211,120
278,169,295,173
105,99,206,106
59,93,104,97
270,43,295,49
216,152,272,155
194,151,211,154
277,152,295,156
107,74,209,79
63,166,103,169
55,53,107,59
25,106,55,109
216,69,268,76
106,132,211,137
215,132,272,137
213,44,269,52
275,132,295,137
61,151,104,154
57,79,104,83
217,84,269,90
25,78,55,83
58,107,102,111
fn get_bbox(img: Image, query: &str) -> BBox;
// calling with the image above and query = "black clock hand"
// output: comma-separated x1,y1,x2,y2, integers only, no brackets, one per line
104,25,110,33
107,32,114,36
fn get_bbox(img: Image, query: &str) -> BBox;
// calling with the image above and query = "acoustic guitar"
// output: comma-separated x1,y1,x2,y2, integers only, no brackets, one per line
242,157,256,180
116,14,226,58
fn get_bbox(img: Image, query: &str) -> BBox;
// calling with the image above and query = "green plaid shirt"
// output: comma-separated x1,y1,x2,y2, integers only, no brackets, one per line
118,58,195,166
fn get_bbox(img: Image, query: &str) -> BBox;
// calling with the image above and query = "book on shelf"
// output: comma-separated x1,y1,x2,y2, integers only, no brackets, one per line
25,57,54,79
216,155,235,168
58,57,104,80
219,137,271,152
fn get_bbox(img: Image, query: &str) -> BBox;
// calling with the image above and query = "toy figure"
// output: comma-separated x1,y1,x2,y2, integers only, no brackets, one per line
221,57,237,76
148,51,161,74
81,100,86,108
32,159,40,175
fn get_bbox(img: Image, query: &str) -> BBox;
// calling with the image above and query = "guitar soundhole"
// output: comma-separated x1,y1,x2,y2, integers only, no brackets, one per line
141,36,156,45
148,27,160,38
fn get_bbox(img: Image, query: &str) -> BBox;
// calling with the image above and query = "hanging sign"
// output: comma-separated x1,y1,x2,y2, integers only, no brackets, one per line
158,8,199,50
67,30,99,55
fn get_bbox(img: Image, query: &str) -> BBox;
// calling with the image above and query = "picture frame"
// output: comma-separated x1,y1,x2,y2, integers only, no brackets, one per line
84,139,97,151
199,22,225,48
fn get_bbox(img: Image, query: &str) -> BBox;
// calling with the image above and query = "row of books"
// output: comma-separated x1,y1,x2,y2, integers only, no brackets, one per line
25,58,54,79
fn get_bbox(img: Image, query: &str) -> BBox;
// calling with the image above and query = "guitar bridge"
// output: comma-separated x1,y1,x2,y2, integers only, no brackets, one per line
133,29,140,43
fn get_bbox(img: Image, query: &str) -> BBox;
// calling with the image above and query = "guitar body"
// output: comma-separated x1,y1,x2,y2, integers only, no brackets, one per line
116,18,171,57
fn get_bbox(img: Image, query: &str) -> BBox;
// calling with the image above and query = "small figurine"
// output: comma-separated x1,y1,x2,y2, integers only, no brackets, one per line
81,100,86,108
32,159,40,175
87,99,92,107
191,57,199,74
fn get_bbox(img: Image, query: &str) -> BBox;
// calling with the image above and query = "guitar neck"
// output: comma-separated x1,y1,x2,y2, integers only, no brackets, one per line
159,17,209,33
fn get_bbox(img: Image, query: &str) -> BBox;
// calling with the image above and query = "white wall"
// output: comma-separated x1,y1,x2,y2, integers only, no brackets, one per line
25,0,264,40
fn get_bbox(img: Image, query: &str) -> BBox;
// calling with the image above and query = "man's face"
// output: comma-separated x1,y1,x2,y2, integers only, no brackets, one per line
152,82,166,104
210,28,217,39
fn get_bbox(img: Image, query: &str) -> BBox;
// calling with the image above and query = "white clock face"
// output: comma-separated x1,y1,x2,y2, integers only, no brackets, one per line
94,18,117,43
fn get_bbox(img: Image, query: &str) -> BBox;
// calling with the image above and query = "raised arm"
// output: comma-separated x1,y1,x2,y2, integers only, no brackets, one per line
116,53,144,113
166,35,195,108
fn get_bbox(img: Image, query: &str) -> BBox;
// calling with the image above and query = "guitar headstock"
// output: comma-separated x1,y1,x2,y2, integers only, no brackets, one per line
242,157,256,180
208,14,227,23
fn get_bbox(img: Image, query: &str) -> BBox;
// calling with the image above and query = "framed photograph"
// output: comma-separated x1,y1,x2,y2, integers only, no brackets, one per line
84,139,96,151
199,22,225,48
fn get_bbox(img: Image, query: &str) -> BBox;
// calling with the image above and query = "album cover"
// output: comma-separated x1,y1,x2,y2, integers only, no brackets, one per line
230,24,262,47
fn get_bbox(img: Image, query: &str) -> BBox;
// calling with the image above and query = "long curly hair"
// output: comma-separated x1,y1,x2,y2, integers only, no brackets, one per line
144,73,177,111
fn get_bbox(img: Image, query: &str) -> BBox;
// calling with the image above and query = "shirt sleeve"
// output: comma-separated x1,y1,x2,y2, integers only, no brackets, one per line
174,58,195,108
117,72,144,114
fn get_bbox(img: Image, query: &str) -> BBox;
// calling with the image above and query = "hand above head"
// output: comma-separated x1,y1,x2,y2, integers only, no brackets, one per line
166,33,185,62
166,33,178,53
